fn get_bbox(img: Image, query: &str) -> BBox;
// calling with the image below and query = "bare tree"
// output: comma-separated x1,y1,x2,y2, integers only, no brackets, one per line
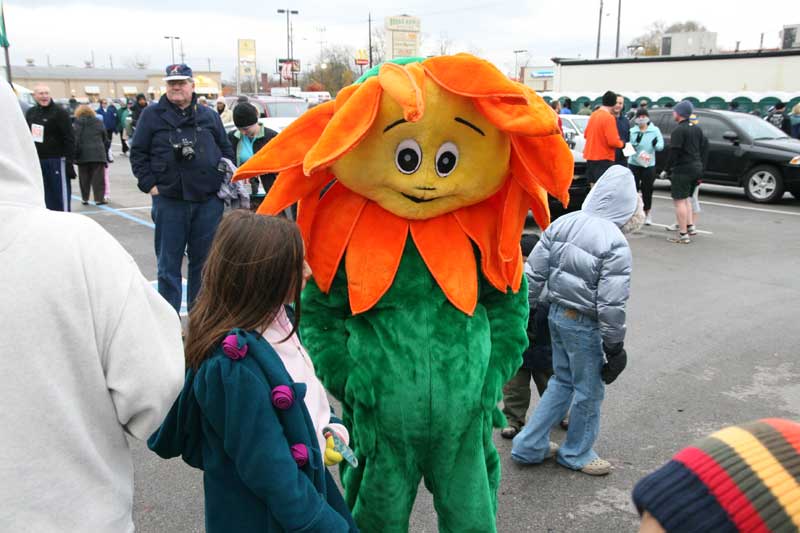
436,32,453,56
371,27,387,65
628,20,708,56
301,45,358,95
123,55,151,69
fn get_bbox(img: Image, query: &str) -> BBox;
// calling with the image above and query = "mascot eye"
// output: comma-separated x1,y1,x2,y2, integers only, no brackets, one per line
395,139,422,174
435,142,459,177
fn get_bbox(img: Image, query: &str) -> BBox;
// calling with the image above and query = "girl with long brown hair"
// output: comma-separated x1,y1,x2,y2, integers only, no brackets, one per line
149,211,357,533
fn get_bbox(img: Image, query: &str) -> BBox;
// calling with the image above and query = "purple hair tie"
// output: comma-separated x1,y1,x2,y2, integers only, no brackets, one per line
271,385,294,410
290,444,309,467
222,334,248,360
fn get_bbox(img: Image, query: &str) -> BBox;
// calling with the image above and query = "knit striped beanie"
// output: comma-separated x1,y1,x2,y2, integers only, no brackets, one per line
632,418,800,532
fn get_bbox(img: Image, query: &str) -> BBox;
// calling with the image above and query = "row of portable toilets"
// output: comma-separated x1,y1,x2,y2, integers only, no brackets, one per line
544,94,800,115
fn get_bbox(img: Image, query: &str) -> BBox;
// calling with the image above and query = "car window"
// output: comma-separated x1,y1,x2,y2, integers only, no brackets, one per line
561,121,577,136
570,116,588,133
265,101,309,118
694,116,729,141
654,113,678,135
728,113,790,140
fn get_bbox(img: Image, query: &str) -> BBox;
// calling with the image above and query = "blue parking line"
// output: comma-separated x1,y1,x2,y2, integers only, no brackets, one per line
72,196,155,229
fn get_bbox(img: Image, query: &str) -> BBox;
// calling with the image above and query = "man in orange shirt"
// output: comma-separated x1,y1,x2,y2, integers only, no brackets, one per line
583,91,624,185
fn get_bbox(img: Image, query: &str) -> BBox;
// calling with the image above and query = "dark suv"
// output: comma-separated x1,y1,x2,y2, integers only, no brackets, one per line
650,109,800,203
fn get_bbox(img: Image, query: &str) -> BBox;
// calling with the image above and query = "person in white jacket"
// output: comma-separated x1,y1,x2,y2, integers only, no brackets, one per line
0,81,184,532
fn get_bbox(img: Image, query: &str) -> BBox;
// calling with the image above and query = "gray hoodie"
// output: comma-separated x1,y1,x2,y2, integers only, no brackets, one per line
0,82,184,532
527,165,636,345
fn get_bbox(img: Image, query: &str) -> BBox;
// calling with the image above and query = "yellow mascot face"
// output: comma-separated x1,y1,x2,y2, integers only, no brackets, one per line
332,78,511,220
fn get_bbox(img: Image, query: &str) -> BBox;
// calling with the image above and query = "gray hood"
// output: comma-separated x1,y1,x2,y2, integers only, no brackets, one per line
0,82,44,208
581,165,637,227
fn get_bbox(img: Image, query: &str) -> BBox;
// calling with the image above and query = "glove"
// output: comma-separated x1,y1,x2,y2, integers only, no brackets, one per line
601,342,627,385
65,161,77,180
651,137,658,148
323,434,344,467
659,170,669,180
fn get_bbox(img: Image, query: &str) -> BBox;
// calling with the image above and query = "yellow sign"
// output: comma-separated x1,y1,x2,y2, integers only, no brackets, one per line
355,49,369,66
237,38,257,92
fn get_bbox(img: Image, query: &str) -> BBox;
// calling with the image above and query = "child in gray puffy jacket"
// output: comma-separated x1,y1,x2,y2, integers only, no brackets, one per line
511,165,643,476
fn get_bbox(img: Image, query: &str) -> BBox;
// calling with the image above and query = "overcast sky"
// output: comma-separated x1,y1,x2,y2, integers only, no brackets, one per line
5,0,797,81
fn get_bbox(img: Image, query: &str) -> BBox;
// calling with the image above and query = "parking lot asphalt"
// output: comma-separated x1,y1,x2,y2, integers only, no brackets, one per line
82,149,800,532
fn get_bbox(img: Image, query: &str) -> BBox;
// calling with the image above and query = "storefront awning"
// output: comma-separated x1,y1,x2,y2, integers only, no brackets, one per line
194,86,220,94
122,86,138,94
84,85,100,94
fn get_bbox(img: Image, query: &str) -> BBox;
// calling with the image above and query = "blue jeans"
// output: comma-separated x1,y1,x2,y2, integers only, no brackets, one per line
511,302,605,469
151,194,224,313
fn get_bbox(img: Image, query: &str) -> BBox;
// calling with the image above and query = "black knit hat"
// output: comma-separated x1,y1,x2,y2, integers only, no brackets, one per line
602,90,617,107
233,102,259,128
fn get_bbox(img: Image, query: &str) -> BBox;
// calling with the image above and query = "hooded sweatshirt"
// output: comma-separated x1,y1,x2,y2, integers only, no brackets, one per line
0,82,184,532
527,165,636,345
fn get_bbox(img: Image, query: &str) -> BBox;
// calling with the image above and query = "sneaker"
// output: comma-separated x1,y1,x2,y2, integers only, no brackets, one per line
500,426,520,439
668,233,691,244
665,223,679,231
687,225,698,236
644,214,652,226
559,417,569,430
580,457,611,476
81,200,89,205
548,441,560,458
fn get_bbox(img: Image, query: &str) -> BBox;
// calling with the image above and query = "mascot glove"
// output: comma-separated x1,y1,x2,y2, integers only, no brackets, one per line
323,434,344,467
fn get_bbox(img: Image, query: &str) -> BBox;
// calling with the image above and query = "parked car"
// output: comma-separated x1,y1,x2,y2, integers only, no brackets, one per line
650,108,800,203
560,114,589,155
222,95,308,133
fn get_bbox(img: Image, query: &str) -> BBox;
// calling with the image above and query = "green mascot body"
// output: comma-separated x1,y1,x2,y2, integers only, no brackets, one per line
302,241,528,532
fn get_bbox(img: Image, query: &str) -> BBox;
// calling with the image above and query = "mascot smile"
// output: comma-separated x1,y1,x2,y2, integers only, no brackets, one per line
234,54,573,533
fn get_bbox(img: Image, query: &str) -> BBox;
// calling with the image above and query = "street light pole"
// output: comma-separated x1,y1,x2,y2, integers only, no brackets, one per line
513,49,527,82
595,0,603,59
615,0,622,58
277,9,299,87
164,36,180,64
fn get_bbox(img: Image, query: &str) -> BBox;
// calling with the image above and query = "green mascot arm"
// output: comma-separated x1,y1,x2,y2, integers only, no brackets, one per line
480,275,530,426
300,271,351,401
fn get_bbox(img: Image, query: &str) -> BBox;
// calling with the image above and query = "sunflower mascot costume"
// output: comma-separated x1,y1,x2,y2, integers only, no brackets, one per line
234,54,573,532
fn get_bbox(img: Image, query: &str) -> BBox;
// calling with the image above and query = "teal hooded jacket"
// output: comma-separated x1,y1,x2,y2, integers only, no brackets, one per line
148,329,358,533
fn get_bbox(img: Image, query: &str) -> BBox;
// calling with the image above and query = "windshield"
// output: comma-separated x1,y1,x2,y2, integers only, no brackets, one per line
570,116,588,133
729,113,790,140
266,101,309,118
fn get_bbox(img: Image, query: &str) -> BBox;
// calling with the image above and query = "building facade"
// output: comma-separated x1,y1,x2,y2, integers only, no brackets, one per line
10,65,222,101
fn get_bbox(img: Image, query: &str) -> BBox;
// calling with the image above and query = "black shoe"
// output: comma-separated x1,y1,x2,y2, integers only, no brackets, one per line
81,200,89,205
96,201,107,206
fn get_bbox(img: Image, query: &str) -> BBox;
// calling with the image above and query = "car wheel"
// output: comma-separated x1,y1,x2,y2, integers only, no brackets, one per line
744,165,784,203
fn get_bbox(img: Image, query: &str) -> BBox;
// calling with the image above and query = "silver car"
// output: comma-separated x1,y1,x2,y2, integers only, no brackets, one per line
560,114,589,157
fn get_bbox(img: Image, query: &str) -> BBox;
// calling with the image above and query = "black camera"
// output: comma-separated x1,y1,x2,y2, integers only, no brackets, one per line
173,138,195,161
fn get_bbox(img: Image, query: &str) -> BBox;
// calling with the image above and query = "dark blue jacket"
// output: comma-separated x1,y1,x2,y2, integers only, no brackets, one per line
130,94,234,201
97,104,118,131
148,329,357,533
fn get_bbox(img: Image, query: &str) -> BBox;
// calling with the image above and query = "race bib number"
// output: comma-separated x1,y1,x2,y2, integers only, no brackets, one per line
31,123,44,143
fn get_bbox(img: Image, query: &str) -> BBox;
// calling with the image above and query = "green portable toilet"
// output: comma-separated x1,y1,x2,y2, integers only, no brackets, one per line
591,96,604,109
656,96,675,108
574,96,591,112
730,96,753,112
786,96,800,113
683,96,702,108
704,96,727,110
632,96,653,107
543,95,552,104
758,96,781,115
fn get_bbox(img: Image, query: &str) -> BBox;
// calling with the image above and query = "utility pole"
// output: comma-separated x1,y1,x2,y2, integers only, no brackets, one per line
179,39,185,63
91,50,95,68
207,57,211,71
109,54,113,69
615,0,621,58
368,12,373,68
595,0,604,59
759,32,764,50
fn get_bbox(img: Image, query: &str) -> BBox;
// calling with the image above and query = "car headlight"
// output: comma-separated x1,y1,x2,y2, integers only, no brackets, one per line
791,156,800,165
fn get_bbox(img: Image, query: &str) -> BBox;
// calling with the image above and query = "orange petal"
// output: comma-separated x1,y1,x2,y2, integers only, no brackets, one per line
510,134,573,206
306,183,368,293
452,193,507,293
410,214,478,316
304,77,383,175
423,54,526,100
378,62,425,122
232,101,335,180
334,83,359,112
296,184,324,247
473,93,561,137
499,180,530,290
256,166,331,215
345,203,409,314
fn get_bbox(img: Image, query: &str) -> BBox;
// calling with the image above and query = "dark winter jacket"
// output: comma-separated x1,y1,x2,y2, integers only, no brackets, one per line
148,329,358,533
74,115,110,165
130,93,234,201
615,115,631,164
664,119,708,176
131,94,148,129
228,126,279,190
25,101,75,160
766,110,792,135
97,104,118,131
522,263,552,371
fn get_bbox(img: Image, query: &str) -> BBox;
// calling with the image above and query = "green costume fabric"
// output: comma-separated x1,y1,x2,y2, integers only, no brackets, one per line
301,240,528,532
